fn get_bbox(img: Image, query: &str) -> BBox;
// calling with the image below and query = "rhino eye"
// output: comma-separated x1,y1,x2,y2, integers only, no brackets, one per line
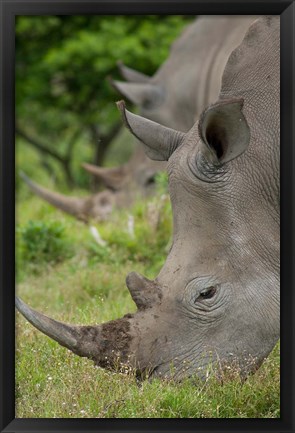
145,175,156,186
197,286,217,301
142,97,154,110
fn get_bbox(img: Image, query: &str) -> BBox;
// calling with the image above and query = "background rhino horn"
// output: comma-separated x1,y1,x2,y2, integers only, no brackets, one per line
82,163,127,191
116,100,185,161
20,171,87,221
126,272,162,310
110,80,163,108
16,297,134,365
117,60,150,83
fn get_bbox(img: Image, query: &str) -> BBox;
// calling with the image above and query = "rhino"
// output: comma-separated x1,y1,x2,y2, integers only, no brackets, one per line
23,16,256,222
16,16,279,381
112,15,257,131
20,148,165,222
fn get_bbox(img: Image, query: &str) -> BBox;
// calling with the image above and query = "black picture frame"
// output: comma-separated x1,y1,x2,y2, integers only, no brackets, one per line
1,1,294,432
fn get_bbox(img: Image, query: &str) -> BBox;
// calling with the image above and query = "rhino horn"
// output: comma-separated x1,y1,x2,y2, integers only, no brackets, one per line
20,171,88,221
82,163,127,191
126,272,162,310
16,297,135,367
117,60,150,83
110,79,164,109
117,100,185,161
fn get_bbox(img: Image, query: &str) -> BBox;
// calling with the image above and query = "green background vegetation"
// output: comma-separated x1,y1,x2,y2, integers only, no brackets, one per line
16,15,191,188
16,15,280,418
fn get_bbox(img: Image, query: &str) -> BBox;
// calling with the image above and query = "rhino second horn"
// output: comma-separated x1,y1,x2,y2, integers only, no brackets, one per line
116,100,185,161
81,163,127,191
126,272,162,310
117,60,150,84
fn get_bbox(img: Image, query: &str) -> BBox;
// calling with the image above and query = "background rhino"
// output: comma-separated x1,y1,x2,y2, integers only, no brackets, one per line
20,148,164,222
23,16,256,222
17,16,279,381
112,15,256,131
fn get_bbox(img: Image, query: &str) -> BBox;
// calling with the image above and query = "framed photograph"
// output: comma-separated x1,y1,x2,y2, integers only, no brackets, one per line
1,1,293,432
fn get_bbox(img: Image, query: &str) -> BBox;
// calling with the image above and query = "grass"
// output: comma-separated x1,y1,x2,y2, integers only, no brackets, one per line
16,310,280,418
15,163,280,418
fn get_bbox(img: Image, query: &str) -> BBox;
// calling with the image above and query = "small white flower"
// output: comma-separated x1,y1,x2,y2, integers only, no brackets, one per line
127,215,135,238
89,226,107,247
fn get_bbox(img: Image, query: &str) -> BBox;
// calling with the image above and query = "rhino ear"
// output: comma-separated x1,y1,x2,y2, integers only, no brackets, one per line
117,100,185,161
111,80,164,109
117,61,150,84
199,99,250,165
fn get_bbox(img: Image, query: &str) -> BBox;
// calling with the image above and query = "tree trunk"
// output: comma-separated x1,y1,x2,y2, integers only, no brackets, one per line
16,127,75,188
89,122,122,191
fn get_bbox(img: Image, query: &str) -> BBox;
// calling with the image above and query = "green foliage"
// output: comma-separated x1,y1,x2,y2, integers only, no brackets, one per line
154,171,169,194
16,189,280,418
18,220,73,267
16,15,193,185
85,195,171,278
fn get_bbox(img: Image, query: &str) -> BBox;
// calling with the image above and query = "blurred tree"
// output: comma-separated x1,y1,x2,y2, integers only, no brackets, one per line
16,15,192,188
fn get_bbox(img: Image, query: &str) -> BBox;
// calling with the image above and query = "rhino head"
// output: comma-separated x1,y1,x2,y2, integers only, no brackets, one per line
19,171,116,222
111,16,257,132
20,146,163,223
82,146,165,198
16,16,280,380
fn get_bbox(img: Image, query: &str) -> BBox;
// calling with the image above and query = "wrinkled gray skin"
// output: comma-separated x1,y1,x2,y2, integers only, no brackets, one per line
20,148,165,222
16,16,279,381
112,16,257,131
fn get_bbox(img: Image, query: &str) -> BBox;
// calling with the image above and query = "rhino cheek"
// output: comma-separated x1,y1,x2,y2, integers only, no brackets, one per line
143,329,215,381
129,304,211,380
204,281,280,376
